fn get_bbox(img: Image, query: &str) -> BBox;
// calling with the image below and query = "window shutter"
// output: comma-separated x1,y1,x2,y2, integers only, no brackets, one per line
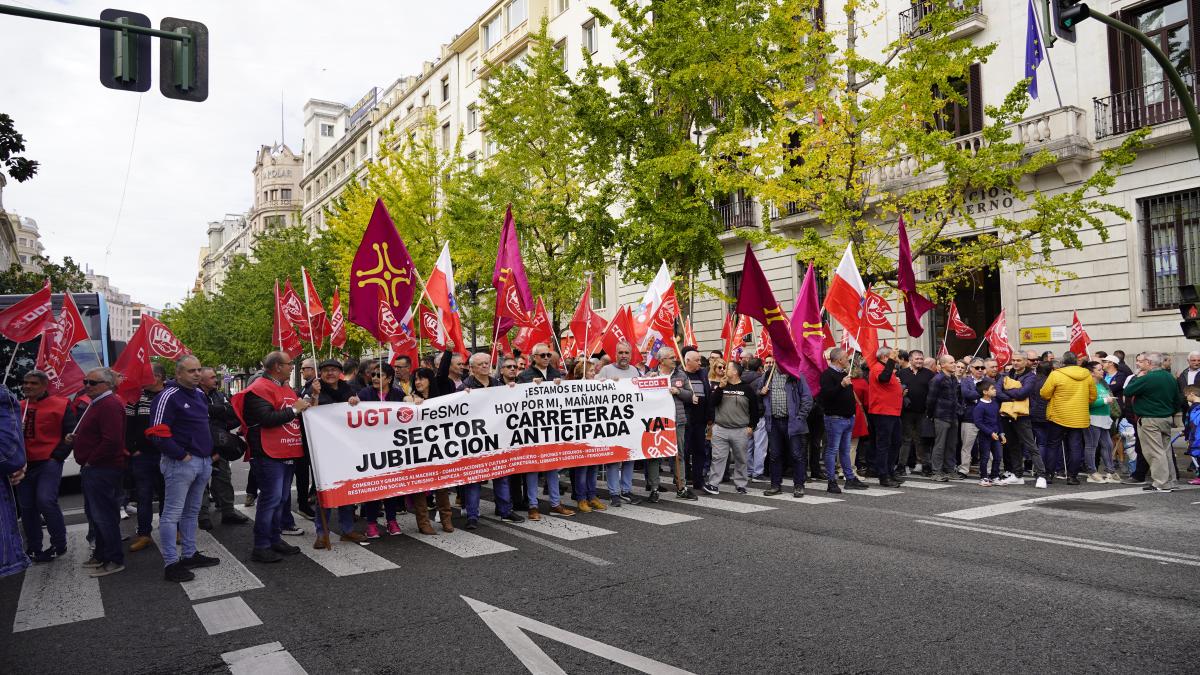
968,63,983,133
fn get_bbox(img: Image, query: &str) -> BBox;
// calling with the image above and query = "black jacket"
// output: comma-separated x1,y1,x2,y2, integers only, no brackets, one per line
818,367,856,417
926,372,962,422
433,350,463,397
898,367,934,415
517,364,563,384
460,374,502,390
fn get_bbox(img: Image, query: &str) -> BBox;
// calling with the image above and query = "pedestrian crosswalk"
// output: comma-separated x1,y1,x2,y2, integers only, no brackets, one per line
234,505,399,577
151,516,265,601
12,525,103,633
478,500,617,540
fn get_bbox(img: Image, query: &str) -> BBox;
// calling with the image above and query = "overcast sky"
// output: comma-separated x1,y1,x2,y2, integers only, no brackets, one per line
0,0,494,309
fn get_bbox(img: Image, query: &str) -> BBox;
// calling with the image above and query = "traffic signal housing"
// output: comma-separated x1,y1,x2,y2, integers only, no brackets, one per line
1051,1,1090,43
159,17,208,102
98,9,151,92
1180,284,1200,340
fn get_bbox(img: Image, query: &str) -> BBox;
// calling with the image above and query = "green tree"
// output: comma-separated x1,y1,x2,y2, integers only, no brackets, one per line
459,18,621,333
0,113,38,183
0,255,88,294
579,0,775,306
735,0,1145,298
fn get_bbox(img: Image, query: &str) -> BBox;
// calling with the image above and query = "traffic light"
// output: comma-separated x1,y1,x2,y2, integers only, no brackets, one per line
98,9,151,92
1180,284,1200,340
159,17,208,102
1051,1,1090,43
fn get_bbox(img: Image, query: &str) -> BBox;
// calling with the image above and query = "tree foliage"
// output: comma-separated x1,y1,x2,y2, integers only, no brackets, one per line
0,113,38,183
0,255,88,294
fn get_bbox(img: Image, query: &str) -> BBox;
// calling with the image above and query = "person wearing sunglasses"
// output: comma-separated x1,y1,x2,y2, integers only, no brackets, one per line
499,357,521,385
69,368,127,577
516,343,563,384
956,359,990,479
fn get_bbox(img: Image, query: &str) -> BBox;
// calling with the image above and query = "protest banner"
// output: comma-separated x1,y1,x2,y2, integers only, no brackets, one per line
304,377,680,507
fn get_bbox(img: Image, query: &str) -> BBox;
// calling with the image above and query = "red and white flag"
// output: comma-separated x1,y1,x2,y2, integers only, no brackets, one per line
823,244,866,346
424,243,468,358
113,321,154,404
635,261,673,346
376,291,418,364
682,319,698,349
984,310,1013,368
418,304,447,351
595,305,643,366
328,288,347,350
755,327,772,359
280,280,312,342
1069,311,1091,359
863,288,894,331
513,297,553,354
937,340,950,360
947,300,975,339
141,316,190,359
35,292,89,396
301,267,330,347
569,281,606,356
273,280,303,358
647,286,680,343
0,279,52,343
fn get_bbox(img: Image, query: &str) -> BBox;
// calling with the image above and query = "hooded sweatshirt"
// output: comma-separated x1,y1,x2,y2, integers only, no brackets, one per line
1038,365,1098,429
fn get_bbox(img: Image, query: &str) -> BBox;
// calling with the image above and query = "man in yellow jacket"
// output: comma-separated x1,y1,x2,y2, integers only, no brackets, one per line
1038,351,1097,486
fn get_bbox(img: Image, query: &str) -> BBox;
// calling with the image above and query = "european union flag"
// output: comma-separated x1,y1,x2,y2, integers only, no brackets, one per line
1025,0,1044,99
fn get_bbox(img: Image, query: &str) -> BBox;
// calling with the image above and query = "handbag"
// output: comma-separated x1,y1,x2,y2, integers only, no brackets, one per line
211,421,246,462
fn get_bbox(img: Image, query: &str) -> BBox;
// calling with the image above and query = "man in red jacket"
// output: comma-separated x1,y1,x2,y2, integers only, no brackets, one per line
69,368,127,577
868,347,906,488
18,370,75,563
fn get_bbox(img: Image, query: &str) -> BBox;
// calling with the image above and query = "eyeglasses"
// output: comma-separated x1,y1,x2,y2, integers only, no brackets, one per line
972,366,985,370
83,379,105,386
715,366,726,371
503,364,518,369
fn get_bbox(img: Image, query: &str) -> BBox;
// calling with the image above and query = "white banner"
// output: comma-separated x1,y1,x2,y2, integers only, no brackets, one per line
304,377,680,507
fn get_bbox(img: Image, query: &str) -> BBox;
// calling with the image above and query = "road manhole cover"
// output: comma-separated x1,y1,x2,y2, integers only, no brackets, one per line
1034,500,1133,514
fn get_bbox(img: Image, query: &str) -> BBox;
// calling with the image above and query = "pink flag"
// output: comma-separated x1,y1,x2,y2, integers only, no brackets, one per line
790,263,828,394
349,199,420,337
734,244,803,378
897,217,935,337
491,205,534,340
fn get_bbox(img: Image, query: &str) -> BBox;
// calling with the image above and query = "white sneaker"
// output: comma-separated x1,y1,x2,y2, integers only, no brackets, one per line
913,463,923,473
1003,474,1025,486
119,509,129,521
1035,477,1048,489
1104,473,1122,484
1087,472,1106,483
978,478,993,487
124,503,138,516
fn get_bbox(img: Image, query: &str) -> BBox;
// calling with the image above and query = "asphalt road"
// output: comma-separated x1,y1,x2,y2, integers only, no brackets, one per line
2,461,1198,674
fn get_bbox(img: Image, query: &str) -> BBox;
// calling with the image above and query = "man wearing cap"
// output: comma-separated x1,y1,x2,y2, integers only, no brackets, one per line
308,359,365,547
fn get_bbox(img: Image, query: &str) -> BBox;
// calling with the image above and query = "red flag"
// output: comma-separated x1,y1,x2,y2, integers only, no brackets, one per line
34,293,89,396
823,244,866,343
0,279,52,343
349,199,420,337
720,314,736,362
513,297,553,354
424,243,468,358
1069,311,1091,359
937,340,950,360
863,288,894,331
733,245,804,378
140,316,190,359
559,334,578,359
302,267,330,346
273,281,303,358
648,286,680,341
984,310,1013,368
492,205,534,339
756,327,772,359
821,321,836,350
569,281,606,355
682,319,698,349
113,322,154,404
328,288,347,349
280,280,312,342
897,216,935,337
595,306,643,365
947,300,976,339
376,291,418,363
418,304,447,351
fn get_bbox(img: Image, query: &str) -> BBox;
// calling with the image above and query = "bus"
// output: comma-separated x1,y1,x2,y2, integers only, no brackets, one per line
0,292,120,478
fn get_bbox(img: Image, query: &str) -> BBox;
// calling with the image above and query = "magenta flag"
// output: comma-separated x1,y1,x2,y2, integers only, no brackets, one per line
349,199,420,337
790,263,828,394
897,216,935,337
734,244,803,379
491,205,534,339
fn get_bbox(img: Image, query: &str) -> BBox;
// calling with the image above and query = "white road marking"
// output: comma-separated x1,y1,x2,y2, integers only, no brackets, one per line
935,487,1153,521
193,596,263,635
475,520,613,567
393,512,517,558
751,492,844,505
238,504,398,576
479,500,616,541
591,502,701,526
222,641,307,674
13,526,104,633
838,488,904,496
666,494,776,514
924,518,1200,561
916,519,1200,567
464,596,696,675
893,480,953,490
151,515,264,601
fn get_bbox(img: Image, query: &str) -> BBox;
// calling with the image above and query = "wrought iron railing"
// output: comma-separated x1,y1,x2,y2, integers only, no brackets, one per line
899,1,982,37
715,199,757,231
1094,71,1198,140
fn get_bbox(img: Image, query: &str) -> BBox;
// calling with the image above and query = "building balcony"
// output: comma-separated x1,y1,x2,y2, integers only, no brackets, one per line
899,1,986,41
1094,71,1199,141
249,199,300,216
715,199,759,232
388,105,437,146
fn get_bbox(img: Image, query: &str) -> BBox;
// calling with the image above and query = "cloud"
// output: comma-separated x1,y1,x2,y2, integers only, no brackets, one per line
0,0,495,308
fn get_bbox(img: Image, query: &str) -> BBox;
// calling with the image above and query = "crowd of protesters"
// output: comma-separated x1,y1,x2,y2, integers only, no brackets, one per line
3,338,1198,581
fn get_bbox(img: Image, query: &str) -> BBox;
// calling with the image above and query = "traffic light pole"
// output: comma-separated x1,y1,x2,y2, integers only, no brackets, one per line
0,4,191,44
1087,11,1200,163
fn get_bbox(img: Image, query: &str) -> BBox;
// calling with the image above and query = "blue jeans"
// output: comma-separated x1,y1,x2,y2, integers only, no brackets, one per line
606,461,634,495
81,466,124,565
526,471,561,509
464,478,512,520
872,414,901,478
251,456,294,549
766,416,808,487
314,505,356,535
17,460,66,554
130,452,163,536
572,465,599,501
1044,423,1084,477
159,455,213,566
824,415,854,482
977,436,1002,479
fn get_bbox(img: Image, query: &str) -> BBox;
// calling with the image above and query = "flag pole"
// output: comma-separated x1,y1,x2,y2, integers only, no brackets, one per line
298,269,332,547
2,342,22,386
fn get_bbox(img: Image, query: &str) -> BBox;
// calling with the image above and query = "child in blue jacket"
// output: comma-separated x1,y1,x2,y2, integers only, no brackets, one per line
972,380,1005,486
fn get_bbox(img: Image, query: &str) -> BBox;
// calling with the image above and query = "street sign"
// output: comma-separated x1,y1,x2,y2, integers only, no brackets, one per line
1018,326,1067,344
159,17,208,102
98,9,151,92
